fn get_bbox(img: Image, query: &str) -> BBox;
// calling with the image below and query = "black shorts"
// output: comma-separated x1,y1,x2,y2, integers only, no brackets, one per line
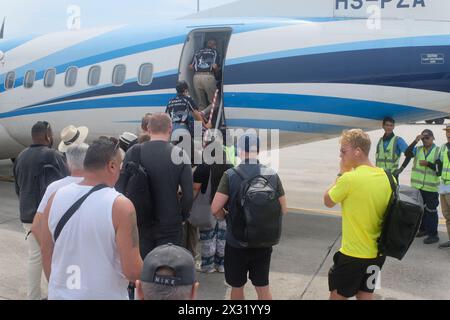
224,244,273,288
328,251,386,298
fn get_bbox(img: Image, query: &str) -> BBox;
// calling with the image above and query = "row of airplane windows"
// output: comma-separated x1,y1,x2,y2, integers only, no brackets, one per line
3,63,154,90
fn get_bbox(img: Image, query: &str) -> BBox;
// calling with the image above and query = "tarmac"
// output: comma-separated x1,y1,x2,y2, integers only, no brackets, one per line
0,123,449,300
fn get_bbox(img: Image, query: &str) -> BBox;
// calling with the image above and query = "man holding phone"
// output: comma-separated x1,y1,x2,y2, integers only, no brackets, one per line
399,129,441,245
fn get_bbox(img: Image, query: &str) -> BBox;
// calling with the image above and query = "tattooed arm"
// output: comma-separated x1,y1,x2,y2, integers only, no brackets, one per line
112,195,143,282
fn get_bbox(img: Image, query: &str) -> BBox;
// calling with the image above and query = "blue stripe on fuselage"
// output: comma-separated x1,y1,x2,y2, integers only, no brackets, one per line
14,43,450,110
225,119,352,133
0,92,445,123
224,45,450,93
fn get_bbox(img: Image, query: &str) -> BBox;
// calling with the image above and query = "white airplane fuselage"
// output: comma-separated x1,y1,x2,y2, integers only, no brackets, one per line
0,17,449,159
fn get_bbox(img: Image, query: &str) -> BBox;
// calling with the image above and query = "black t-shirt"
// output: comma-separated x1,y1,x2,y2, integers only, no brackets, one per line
191,48,221,73
194,162,233,202
123,141,193,226
165,95,198,124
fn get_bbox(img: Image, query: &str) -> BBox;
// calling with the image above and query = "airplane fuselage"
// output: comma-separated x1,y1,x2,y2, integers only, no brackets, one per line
0,17,449,159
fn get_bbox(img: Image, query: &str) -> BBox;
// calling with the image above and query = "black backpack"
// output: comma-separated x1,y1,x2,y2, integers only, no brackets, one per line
232,167,282,248
378,170,424,260
115,144,154,232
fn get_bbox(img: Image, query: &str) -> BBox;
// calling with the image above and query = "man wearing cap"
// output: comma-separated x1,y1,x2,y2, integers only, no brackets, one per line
375,117,408,177
437,124,450,248
400,129,441,244
58,125,89,153
13,121,69,300
136,243,198,300
211,133,287,300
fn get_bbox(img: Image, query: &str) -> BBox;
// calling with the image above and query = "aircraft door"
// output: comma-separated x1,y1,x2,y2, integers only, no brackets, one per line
178,28,232,131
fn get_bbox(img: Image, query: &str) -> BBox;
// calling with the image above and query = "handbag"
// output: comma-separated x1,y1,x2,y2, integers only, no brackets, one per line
188,172,216,230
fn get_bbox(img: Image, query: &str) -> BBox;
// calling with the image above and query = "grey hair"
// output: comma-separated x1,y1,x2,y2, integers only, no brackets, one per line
65,143,89,171
141,282,192,300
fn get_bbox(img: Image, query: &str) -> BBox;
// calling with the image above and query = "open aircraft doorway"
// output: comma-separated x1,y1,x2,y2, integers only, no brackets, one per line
178,27,232,130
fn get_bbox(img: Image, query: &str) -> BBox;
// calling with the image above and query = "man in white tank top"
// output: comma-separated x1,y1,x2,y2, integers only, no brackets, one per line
40,138,143,300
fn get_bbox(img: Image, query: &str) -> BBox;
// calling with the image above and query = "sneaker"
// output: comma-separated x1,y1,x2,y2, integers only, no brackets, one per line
438,240,450,249
416,230,428,238
202,268,215,274
196,265,215,273
423,236,439,244
215,265,225,273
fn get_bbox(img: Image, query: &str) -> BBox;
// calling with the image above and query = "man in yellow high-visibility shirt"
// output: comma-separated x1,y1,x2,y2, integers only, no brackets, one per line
324,129,391,300
399,129,440,245
375,117,408,176
437,124,450,249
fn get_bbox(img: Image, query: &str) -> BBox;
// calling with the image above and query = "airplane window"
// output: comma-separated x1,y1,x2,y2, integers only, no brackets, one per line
112,64,126,86
24,70,36,89
44,69,56,88
88,65,101,86
4,71,15,90
138,63,153,86
65,67,78,87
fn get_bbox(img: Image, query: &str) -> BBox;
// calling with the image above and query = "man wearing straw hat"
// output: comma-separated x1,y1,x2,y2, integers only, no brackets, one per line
58,125,89,153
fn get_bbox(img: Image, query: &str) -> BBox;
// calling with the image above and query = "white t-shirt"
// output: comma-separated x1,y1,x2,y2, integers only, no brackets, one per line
37,176,84,214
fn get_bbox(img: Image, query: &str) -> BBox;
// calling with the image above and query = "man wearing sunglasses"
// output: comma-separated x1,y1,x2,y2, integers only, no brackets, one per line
400,129,441,245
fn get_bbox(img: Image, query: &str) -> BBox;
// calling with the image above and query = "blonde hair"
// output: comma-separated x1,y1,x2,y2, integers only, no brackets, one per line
340,129,371,156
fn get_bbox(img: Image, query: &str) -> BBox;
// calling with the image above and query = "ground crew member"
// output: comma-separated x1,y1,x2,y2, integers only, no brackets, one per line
401,129,440,245
224,144,237,166
375,117,408,176
189,39,221,111
437,124,450,249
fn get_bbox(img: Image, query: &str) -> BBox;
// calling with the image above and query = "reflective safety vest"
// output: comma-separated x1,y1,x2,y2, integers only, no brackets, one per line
440,144,450,185
224,145,237,166
376,136,400,171
411,145,440,193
